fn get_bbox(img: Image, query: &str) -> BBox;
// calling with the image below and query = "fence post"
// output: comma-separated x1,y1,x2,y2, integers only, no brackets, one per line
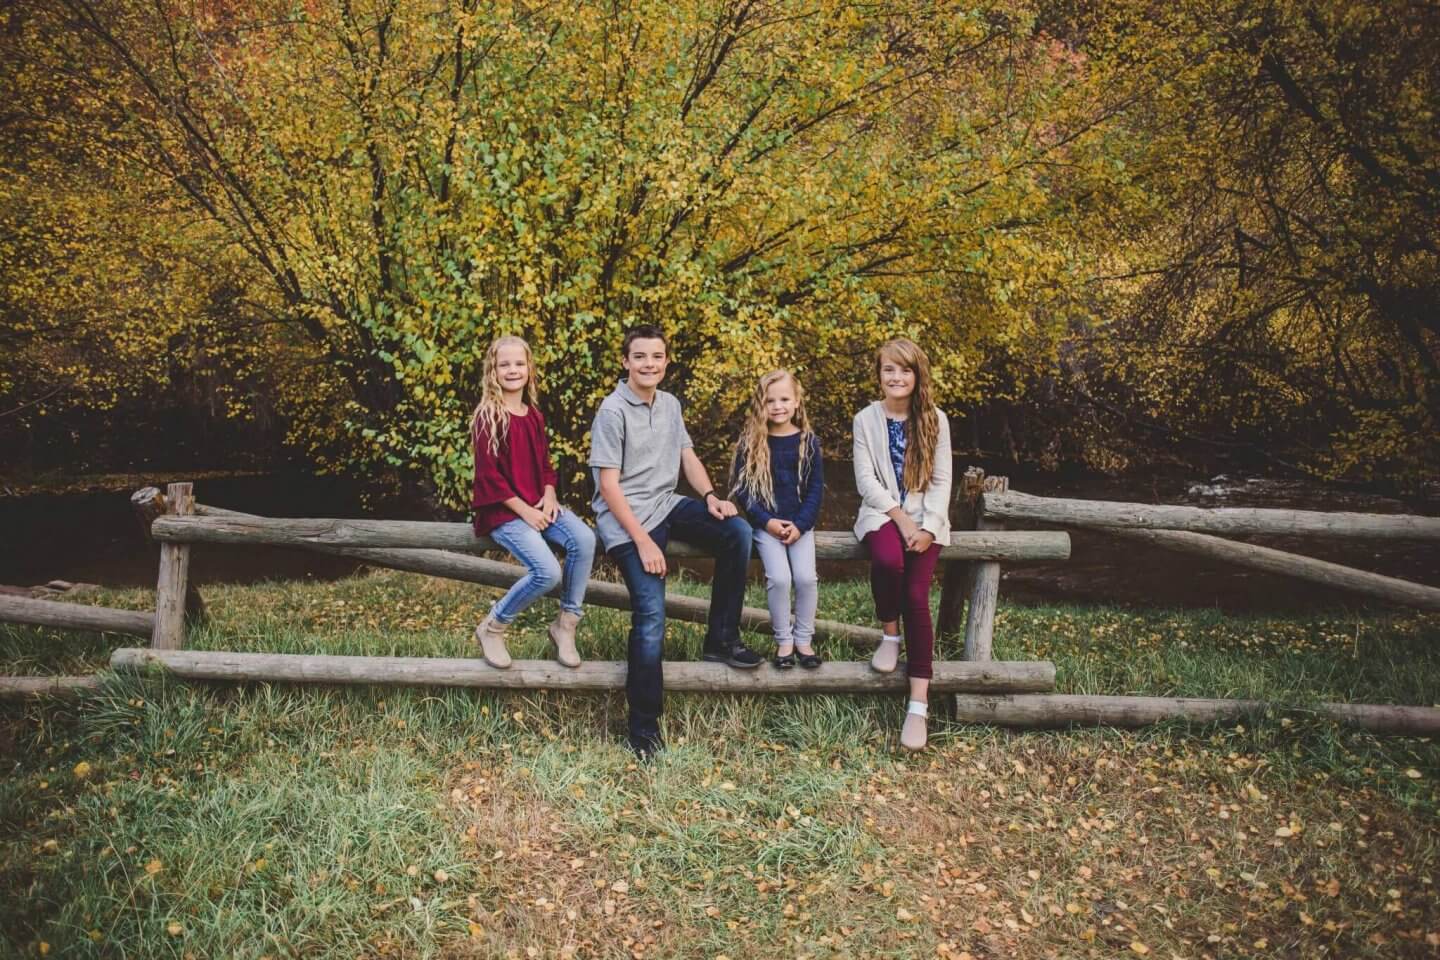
134,486,206,626
963,475,1009,661
937,466,986,640
151,482,195,650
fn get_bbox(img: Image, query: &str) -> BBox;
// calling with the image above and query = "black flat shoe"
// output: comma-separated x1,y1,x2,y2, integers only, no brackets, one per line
773,650,797,669
628,734,665,763
702,643,764,669
796,647,822,669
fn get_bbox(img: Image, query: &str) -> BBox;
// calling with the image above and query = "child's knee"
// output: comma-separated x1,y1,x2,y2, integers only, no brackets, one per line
533,555,563,592
794,572,819,592
569,520,597,558
872,554,904,580
765,570,793,593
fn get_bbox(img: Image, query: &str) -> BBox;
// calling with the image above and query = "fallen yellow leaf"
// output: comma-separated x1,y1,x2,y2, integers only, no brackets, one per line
1129,942,1149,955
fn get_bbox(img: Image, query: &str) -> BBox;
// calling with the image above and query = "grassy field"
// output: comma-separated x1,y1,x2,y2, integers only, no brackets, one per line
2,569,1438,958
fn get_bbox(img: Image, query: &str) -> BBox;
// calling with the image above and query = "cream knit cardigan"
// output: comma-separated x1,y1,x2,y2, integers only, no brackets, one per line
851,400,952,543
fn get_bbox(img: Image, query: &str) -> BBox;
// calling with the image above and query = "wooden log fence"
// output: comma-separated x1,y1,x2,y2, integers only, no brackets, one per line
982,489,1440,540
112,648,1056,694
0,594,154,638
150,513,1071,562
8,476,1437,739
187,500,879,644
0,675,102,700
1104,527,1440,612
979,488,1440,612
950,694,1440,737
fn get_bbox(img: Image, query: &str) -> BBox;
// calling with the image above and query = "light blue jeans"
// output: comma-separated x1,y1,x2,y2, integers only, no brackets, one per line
489,508,596,623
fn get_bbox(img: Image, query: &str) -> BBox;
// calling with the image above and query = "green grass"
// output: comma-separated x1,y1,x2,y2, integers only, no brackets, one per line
2,570,1438,958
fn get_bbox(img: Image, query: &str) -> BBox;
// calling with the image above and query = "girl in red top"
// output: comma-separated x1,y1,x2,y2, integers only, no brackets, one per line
471,336,596,670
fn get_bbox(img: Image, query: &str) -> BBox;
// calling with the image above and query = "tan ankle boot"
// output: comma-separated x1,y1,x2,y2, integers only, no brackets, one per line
547,610,582,668
474,614,512,669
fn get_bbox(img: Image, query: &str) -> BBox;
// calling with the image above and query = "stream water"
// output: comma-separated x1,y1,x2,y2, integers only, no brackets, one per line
2,467,1436,614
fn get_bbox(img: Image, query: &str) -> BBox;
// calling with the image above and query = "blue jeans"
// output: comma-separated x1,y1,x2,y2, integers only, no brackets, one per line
610,496,753,743
489,509,597,623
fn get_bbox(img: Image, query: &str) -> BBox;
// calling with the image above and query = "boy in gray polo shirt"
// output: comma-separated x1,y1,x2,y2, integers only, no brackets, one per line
590,324,760,759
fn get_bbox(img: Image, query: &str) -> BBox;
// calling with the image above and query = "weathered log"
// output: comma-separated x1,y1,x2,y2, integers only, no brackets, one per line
937,467,986,639
982,489,1440,540
0,594,154,637
0,675,102,700
152,482,194,650
153,514,1071,561
951,694,1440,736
132,486,205,624
189,502,880,645
111,648,1057,694
1103,527,1440,612
964,476,1009,661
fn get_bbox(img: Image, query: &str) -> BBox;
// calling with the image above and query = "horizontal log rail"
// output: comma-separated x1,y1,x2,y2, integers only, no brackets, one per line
187,500,879,645
111,648,1057,694
982,489,1440,540
951,694,1440,736
0,675,102,700
0,594,154,638
153,513,1071,562
1105,528,1440,612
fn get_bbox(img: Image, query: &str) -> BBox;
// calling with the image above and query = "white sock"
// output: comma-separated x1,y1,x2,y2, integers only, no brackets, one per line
882,633,901,645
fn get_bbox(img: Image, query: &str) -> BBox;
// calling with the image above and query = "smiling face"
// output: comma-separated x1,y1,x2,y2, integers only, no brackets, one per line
493,342,530,396
763,376,797,429
622,337,668,391
878,352,916,404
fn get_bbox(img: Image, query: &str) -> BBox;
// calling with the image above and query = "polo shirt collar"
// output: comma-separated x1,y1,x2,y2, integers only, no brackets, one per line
617,378,655,406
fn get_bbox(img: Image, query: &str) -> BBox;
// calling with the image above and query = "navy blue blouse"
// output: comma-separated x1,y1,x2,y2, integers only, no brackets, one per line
732,433,825,533
886,417,908,500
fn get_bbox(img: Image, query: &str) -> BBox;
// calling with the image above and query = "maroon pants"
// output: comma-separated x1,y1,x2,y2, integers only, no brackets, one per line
864,521,942,679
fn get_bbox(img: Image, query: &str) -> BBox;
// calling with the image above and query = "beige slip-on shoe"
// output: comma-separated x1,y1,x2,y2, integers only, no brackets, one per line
900,700,928,752
870,634,901,674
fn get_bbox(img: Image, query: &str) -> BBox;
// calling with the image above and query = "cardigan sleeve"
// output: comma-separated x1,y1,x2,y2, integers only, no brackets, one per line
791,435,824,533
918,411,952,540
852,410,901,515
472,424,520,507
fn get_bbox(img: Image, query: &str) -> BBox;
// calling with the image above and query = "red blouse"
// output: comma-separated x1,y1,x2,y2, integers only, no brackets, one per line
472,407,559,535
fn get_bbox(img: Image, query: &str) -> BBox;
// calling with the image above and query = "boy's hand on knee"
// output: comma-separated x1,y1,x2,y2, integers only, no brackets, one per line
707,496,738,520
638,536,668,576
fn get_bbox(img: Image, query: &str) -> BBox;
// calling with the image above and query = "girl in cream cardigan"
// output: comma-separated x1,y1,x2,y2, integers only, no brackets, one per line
852,338,951,750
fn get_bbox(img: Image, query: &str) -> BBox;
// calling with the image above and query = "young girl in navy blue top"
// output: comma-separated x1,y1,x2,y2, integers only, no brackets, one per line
730,370,825,668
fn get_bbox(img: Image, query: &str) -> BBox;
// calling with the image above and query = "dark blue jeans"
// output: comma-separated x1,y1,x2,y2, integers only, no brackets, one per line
609,496,754,744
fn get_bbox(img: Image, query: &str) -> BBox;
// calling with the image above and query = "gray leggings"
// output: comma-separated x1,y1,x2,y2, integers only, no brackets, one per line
753,528,818,647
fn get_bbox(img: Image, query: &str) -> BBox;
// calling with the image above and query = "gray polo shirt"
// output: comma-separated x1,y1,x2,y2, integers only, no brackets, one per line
589,379,693,550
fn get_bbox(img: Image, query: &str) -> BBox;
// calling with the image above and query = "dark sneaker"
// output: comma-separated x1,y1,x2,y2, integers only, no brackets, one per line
628,734,665,763
702,642,764,669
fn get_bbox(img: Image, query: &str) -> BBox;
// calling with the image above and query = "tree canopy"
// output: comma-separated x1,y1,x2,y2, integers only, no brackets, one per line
2,0,1435,499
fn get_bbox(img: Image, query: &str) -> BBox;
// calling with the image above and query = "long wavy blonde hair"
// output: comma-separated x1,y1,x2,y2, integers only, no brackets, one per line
470,335,540,458
730,369,816,510
878,338,940,493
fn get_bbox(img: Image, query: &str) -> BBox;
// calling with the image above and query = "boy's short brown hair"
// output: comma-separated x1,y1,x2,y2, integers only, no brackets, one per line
622,324,667,357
